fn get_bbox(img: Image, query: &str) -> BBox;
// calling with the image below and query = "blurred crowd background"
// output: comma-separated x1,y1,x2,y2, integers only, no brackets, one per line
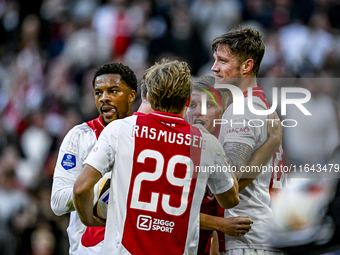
0,0,339,254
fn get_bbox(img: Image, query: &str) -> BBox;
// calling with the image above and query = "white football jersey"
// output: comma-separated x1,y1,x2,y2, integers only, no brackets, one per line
218,88,287,251
51,116,105,255
84,111,234,255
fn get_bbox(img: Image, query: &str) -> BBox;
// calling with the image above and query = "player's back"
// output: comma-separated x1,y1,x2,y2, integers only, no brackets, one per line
99,111,232,255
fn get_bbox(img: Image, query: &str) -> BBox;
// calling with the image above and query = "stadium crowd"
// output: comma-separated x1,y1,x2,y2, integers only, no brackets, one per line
0,0,339,254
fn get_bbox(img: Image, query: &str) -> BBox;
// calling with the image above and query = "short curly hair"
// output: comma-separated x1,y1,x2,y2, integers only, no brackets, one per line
92,62,137,92
212,27,265,77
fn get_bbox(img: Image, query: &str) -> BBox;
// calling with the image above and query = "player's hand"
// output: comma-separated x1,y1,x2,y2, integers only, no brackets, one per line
217,216,253,236
267,111,282,147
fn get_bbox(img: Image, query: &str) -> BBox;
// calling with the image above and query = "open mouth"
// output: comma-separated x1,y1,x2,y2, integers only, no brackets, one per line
194,120,206,125
101,105,117,117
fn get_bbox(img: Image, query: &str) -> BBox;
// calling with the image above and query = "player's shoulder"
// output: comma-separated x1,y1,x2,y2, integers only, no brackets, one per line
106,115,137,128
193,123,215,138
193,124,222,149
226,90,268,120
102,115,138,136
246,88,269,113
57,123,97,162
62,122,96,144
249,94,268,109
193,123,209,134
67,122,95,136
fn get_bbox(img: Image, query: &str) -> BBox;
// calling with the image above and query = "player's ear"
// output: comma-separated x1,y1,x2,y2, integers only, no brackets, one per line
185,96,191,107
129,90,136,104
242,59,254,76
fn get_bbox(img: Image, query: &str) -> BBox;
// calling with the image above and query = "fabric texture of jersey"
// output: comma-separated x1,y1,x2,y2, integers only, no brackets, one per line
218,88,287,251
84,111,234,255
76,112,146,255
198,188,226,255
50,116,105,255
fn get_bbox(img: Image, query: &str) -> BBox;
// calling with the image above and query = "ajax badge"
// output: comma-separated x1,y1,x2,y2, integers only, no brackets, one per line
62,154,76,170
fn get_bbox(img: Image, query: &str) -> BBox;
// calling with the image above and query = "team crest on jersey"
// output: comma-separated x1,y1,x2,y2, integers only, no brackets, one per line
61,154,76,170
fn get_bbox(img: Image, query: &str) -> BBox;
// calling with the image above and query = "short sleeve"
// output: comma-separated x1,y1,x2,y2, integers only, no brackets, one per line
218,100,268,151
207,137,234,195
221,112,256,149
84,124,117,176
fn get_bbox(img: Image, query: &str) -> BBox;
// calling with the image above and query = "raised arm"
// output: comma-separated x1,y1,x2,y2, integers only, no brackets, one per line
73,164,105,227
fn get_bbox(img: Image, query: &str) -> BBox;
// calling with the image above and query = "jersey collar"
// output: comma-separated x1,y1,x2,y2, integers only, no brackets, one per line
150,111,185,121
243,87,264,98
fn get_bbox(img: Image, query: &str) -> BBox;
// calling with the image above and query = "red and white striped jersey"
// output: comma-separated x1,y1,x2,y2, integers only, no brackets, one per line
84,111,234,255
76,112,148,255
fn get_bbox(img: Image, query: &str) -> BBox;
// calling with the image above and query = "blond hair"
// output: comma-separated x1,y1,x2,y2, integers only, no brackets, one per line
144,59,192,114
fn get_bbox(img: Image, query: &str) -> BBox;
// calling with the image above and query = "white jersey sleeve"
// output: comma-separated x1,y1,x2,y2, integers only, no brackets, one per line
84,120,121,176
51,123,97,216
211,144,234,194
197,127,234,195
218,97,268,151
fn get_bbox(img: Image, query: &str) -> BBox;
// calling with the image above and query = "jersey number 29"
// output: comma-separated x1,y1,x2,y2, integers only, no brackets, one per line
130,149,193,216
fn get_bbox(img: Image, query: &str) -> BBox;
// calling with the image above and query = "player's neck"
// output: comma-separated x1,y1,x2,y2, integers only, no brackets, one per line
179,106,188,118
137,100,153,114
228,78,258,102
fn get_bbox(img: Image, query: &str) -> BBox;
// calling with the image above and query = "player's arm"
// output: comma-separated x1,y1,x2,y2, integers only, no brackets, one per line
73,164,105,227
223,142,252,180
214,172,239,209
51,128,86,216
200,214,253,236
51,177,76,215
209,136,240,209
238,111,282,191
